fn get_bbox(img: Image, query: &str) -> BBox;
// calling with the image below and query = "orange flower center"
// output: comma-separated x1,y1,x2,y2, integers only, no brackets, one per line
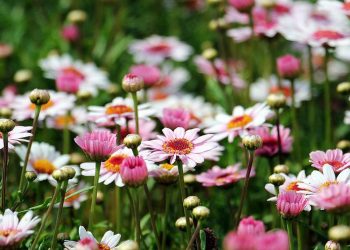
162,138,193,155
319,181,338,190
54,115,76,127
64,188,80,203
30,100,54,111
0,229,18,237
286,181,301,191
104,154,128,173
227,115,252,129
62,67,85,79
105,105,133,115
98,243,111,250
32,159,56,174
160,163,175,171
269,86,291,97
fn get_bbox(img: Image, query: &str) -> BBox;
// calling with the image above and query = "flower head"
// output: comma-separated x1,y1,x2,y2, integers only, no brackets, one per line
237,216,265,235
277,191,309,218
277,54,301,79
130,64,161,87
0,126,32,150
310,149,350,173
161,108,191,130
61,24,80,42
228,0,254,12
120,156,148,187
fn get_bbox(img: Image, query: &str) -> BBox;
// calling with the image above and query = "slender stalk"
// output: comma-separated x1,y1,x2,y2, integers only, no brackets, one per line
162,187,170,250
88,162,101,230
30,183,62,250
19,105,41,193
126,188,136,239
275,109,283,164
307,46,316,150
131,92,139,135
186,221,201,250
324,47,332,148
63,111,71,154
290,79,300,163
134,188,141,247
116,124,121,145
297,221,302,250
116,187,121,232
50,180,68,250
286,219,294,250
1,133,8,211
144,184,161,250
177,160,191,240
235,150,254,228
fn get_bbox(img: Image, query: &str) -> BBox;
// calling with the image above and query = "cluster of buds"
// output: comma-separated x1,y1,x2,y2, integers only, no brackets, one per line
52,166,76,182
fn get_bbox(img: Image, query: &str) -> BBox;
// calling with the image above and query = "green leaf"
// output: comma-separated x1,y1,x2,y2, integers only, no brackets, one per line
200,229,206,250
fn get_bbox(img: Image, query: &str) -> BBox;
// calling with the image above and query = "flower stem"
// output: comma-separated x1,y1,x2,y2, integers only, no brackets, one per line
63,117,70,154
116,124,121,145
126,187,137,240
88,161,101,230
116,187,121,233
30,182,62,250
275,109,283,164
286,219,294,250
324,47,332,148
162,187,170,250
297,221,303,250
50,180,68,250
144,184,161,250
1,133,8,212
131,92,139,135
307,46,316,150
186,220,201,250
19,105,41,194
290,79,301,163
177,160,191,240
235,150,254,228
134,188,142,247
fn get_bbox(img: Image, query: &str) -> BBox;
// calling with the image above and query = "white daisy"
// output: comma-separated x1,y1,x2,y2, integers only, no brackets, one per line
0,126,32,150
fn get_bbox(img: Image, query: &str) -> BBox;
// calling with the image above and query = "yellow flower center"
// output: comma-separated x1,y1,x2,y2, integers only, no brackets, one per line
160,163,175,171
0,229,18,237
319,181,338,190
98,243,111,250
32,159,56,174
104,154,128,173
54,115,76,127
162,138,193,155
105,104,133,115
30,100,54,111
227,115,252,129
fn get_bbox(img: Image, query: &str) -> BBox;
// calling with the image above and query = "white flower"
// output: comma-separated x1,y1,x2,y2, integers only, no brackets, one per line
0,126,32,150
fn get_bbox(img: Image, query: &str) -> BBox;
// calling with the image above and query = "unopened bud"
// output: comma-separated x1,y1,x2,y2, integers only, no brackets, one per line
325,240,341,250
25,171,37,182
337,140,350,152
175,217,193,231
183,196,201,210
123,134,142,149
337,82,350,96
116,240,139,250
52,169,68,182
60,166,76,179
269,173,285,186
184,174,196,185
242,135,263,151
70,152,86,164
96,191,104,204
192,206,210,220
274,164,289,174
122,74,144,93
67,10,87,23
266,93,286,109
202,48,217,61
328,225,350,242
14,69,32,84
29,89,50,105
0,119,16,133
76,90,92,102
0,108,12,118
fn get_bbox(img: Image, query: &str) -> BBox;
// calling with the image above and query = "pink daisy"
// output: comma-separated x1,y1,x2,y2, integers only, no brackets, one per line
0,126,32,150
140,127,218,168
309,149,350,173
277,191,310,218
237,216,265,235
0,85,17,108
196,164,255,187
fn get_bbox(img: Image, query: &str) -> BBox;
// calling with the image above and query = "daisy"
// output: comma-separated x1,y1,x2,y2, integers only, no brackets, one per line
63,181,89,209
11,91,75,121
119,118,157,142
148,162,192,184
0,209,40,248
39,54,110,95
80,147,133,187
298,165,350,196
64,226,121,250
205,103,271,142
15,142,78,184
196,164,255,187
0,126,32,150
250,76,310,107
88,97,155,126
310,149,350,173
277,191,310,218
140,127,218,168
129,35,192,65
318,0,350,18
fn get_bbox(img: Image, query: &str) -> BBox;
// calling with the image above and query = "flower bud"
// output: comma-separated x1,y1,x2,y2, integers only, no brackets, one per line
120,156,148,187
60,166,76,179
107,85,119,97
57,232,70,243
209,20,219,31
183,196,201,210
325,240,341,250
29,89,50,105
259,0,277,9
229,0,255,12
269,173,285,186
0,119,16,133
67,10,87,23
52,169,68,182
14,69,32,84
122,74,144,93
274,164,289,174
337,82,350,96
266,93,286,109
25,171,37,182
277,54,301,79
242,135,263,151
328,225,350,242
192,206,210,220
184,174,197,185
0,108,12,119
123,134,142,149
337,140,350,152
70,152,86,165
76,90,92,102
202,48,217,61
207,0,223,6
116,240,139,250
175,217,193,231
96,191,104,204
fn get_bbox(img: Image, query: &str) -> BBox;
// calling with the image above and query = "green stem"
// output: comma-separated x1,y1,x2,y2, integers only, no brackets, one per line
116,187,121,233
275,109,283,164
177,160,191,240
131,92,139,135
307,46,316,150
88,162,101,230
116,124,121,145
1,133,8,212
324,47,332,148
63,111,71,154
162,187,170,250
290,79,301,163
185,221,201,250
144,184,161,250
286,219,294,250
134,188,141,247
50,181,68,250
126,188,136,240
297,221,302,250
30,183,62,250
19,105,41,194
235,150,254,228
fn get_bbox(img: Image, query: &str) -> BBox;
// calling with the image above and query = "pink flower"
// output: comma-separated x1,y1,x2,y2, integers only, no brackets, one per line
256,231,289,250
309,183,350,213
140,127,218,168
120,156,148,187
223,232,257,250
0,85,17,108
61,25,80,42
0,126,32,150
161,108,191,130
56,69,84,93
309,149,350,173
228,0,254,12
254,126,292,157
76,237,98,250
130,64,161,87
74,130,119,162
277,54,301,79
277,191,308,218
237,216,265,235
196,164,255,187
0,43,13,59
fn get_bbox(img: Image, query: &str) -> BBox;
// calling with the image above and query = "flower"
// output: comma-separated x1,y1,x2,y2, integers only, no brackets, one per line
228,0,254,12
129,35,192,64
148,162,192,184
75,130,119,162
277,191,309,218
161,108,191,130
39,54,110,95
130,64,161,87
64,226,121,250
254,126,293,157
63,182,89,209
61,24,80,42
0,43,12,59
255,231,289,250
223,232,257,250
0,126,32,150
80,147,133,187
0,85,17,108
140,127,218,168
310,149,350,173
205,103,271,142
196,164,255,187
120,156,148,187
11,91,75,121
0,209,40,248
277,54,301,79
237,216,265,235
